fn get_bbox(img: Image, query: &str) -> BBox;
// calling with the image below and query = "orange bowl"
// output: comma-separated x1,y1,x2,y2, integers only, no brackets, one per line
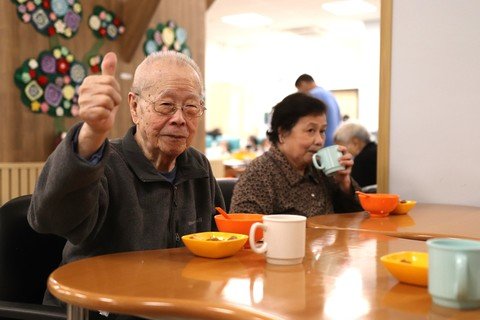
357,193,399,217
214,213,264,247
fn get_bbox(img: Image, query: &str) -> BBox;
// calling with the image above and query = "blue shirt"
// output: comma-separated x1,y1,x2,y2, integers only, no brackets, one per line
72,125,105,165
308,86,342,147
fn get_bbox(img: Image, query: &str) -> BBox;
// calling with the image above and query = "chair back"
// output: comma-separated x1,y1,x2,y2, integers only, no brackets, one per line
361,184,377,194
217,178,238,212
0,195,65,304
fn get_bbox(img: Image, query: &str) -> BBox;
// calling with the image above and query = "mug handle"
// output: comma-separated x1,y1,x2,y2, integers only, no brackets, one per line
249,222,267,253
454,253,467,299
312,154,324,170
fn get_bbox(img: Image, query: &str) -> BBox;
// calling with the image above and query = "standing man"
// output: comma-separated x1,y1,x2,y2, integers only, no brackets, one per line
295,74,342,147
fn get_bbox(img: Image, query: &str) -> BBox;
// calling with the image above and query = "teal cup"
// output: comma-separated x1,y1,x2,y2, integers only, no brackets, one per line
427,238,480,309
312,145,345,176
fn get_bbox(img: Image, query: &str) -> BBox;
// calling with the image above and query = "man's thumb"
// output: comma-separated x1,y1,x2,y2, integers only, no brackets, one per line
101,52,117,76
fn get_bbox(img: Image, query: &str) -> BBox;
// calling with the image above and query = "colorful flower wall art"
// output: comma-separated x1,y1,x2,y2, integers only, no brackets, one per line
83,6,126,74
11,2,126,123
11,0,82,38
88,5,125,40
87,54,103,74
14,46,86,117
143,20,191,57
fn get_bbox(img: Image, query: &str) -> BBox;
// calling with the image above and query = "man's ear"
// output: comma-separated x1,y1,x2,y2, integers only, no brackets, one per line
128,92,139,124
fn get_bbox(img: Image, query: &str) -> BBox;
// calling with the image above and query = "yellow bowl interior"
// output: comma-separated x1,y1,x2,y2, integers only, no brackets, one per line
380,251,428,286
181,232,248,259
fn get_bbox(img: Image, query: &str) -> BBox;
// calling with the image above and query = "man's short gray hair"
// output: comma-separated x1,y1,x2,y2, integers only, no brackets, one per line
131,51,204,98
334,122,371,144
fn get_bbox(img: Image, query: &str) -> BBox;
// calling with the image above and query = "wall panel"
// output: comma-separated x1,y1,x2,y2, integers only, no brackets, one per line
0,0,206,162
389,0,480,206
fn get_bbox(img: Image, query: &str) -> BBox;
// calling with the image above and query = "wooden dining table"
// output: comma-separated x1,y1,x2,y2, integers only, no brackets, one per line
307,203,480,241
48,202,480,320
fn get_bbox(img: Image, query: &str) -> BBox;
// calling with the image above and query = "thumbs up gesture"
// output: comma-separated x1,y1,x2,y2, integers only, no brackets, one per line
77,52,122,158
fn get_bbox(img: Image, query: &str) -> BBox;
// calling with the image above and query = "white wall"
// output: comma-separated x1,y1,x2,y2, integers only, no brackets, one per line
205,22,380,144
389,0,480,206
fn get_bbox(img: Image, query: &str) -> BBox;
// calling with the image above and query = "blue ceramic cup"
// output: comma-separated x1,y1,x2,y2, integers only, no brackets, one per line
427,238,480,309
312,145,345,176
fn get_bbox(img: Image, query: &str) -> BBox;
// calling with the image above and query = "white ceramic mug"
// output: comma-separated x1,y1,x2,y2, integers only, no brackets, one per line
249,214,306,265
427,238,480,309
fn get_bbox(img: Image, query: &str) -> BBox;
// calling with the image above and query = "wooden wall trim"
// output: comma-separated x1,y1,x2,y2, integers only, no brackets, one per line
378,0,393,193
206,0,216,9
120,0,161,62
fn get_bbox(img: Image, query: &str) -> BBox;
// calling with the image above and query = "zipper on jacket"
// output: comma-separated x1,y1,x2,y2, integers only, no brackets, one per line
173,185,178,207
171,185,181,247
168,184,178,247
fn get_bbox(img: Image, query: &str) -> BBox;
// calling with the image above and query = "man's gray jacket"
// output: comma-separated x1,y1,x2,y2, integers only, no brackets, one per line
28,123,225,268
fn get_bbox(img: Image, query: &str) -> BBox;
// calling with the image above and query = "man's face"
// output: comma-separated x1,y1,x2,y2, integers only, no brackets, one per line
130,62,203,161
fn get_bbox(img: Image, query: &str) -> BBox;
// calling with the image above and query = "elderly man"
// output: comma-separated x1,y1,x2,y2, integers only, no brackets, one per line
334,122,377,188
28,52,225,308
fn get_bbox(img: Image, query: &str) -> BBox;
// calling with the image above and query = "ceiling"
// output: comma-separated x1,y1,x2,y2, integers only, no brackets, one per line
207,0,381,47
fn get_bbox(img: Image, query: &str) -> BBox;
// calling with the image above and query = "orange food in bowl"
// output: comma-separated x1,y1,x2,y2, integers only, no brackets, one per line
357,193,399,217
214,213,264,247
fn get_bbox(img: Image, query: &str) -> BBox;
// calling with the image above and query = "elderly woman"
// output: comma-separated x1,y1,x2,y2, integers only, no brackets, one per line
230,93,361,216
334,122,377,188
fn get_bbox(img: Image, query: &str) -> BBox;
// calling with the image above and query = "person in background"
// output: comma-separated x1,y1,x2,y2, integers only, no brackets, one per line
206,127,222,141
28,51,225,315
334,122,377,188
230,93,361,217
246,135,259,152
295,74,342,147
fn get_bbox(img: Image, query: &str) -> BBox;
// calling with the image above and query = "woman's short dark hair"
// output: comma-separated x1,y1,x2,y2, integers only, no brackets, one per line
266,93,327,145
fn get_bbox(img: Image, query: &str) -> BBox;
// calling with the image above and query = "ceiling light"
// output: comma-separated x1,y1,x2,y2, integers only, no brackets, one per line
322,0,377,16
221,13,272,28
282,26,326,37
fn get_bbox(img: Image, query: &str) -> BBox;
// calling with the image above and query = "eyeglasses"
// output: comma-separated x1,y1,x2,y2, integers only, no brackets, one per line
134,93,206,118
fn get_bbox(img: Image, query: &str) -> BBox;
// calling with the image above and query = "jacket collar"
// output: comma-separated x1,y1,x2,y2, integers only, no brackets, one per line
121,126,208,184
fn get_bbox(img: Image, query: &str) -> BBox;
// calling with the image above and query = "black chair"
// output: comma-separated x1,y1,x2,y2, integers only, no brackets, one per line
216,177,238,212
0,195,66,320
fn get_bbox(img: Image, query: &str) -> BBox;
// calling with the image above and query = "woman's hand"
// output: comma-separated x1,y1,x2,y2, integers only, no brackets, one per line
333,145,354,193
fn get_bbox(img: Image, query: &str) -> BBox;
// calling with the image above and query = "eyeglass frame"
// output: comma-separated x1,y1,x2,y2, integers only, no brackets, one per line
133,92,206,118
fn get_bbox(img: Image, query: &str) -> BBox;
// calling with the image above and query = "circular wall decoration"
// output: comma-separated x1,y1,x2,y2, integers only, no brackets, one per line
88,5,125,40
143,20,191,57
87,54,103,74
14,46,86,117
11,0,82,39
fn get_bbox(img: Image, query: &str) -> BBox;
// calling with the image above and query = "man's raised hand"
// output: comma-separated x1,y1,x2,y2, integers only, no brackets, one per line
77,52,122,158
